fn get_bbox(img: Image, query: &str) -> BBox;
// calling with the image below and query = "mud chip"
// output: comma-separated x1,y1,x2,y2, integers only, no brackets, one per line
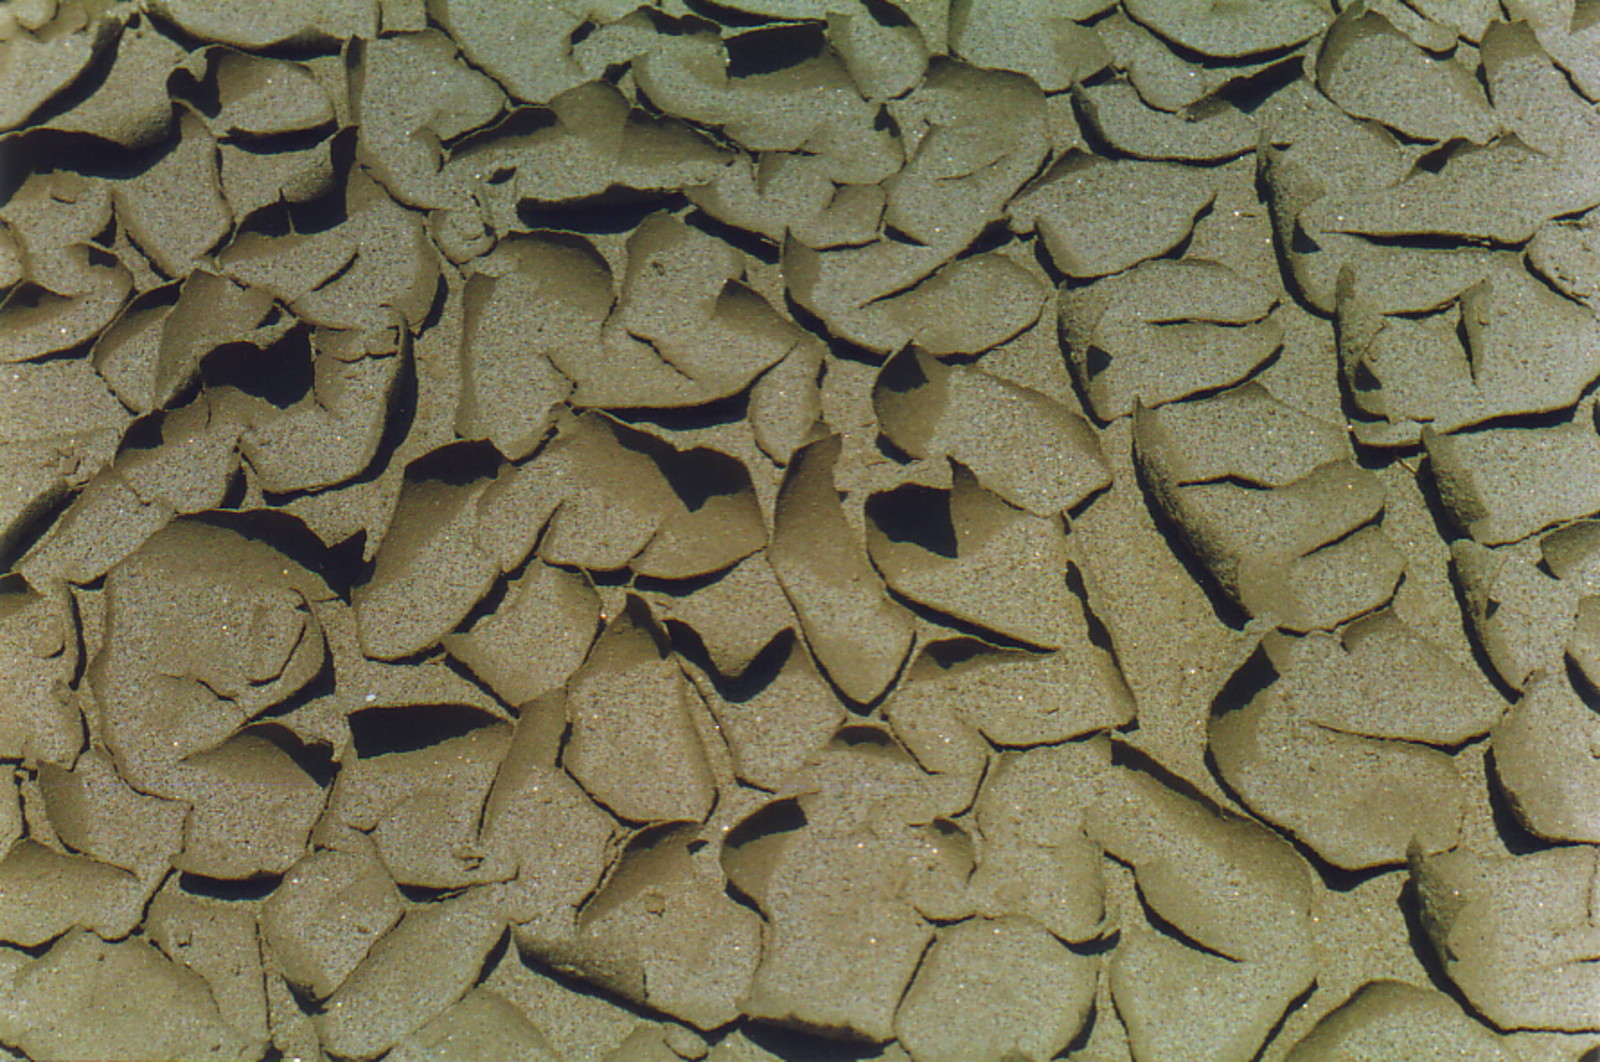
768,436,915,705
0,929,258,1062
1059,260,1281,422
1284,980,1519,1062
260,831,405,1001
1088,763,1317,1062
1491,670,1600,844
563,603,717,825
873,350,1109,517
1426,419,1600,545
94,522,332,792
1009,154,1215,279
518,824,762,1031
1412,844,1600,1031
893,915,1097,1062
316,891,507,1061
0,581,82,767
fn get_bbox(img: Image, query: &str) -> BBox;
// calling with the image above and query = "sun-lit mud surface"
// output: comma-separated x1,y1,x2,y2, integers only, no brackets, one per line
3,0,1600,1059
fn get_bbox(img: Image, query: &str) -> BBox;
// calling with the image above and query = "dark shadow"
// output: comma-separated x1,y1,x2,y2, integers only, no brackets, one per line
348,703,502,758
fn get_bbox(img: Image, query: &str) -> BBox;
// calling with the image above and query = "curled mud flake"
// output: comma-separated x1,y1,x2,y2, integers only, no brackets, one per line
1139,406,1404,631
1209,666,1465,871
0,260,133,365
834,251,1048,358
1338,260,1600,440
1090,766,1317,1062
1426,420,1600,546
1010,153,1215,279
1122,0,1328,57
1268,611,1506,745
328,712,511,889
36,749,185,876
235,329,404,495
387,988,560,1062
874,350,1109,516
893,635,1133,751
1491,670,1600,843
93,521,332,789
1304,140,1600,248
1529,210,1600,312
0,357,131,536
634,36,899,186
146,0,378,48
865,466,1083,649
689,633,844,792
1482,19,1600,158
645,554,797,680
354,475,500,661
456,243,577,462
37,14,184,148
210,50,335,140
0,930,257,1062
169,732,329,880
1284,979,1519,1062
1111,927,1319,1062
948,0,1111,92
768,435,915,705
1060,259,1282,422
353,30,506,212
110,110,232,281
443,560,599,709
1412,844,1600,1031
450,80,735,212
218,135,340,223
827,4,929,102
966,739,1111,943
0,581,82,767
427,0,595,106
1,163,115,295
0,0,119,132
0,841,148,947
563,602,716,825
316,892,507,1062
1090,765,1315,964
289,171,440,335
732,814,936,1042
1073,79,1257,163
750,337,825,468
146,883,271,1053
260,831,405,1001
1505,0,1600,102
478,694,620,936
1450,539,1577,691
687,151,884,249
882,62,1048,253
894,915,1097,1062
519,825,763,1031
1316,6,1497,143
614,213,802,401
1097,11,1285,113
1132,382,1347,490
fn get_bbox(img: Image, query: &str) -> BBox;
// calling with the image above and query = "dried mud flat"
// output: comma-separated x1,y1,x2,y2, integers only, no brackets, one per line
3,0,1600,1059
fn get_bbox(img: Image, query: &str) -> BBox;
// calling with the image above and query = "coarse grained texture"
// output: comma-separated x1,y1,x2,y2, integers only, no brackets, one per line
0,2,1596,1061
